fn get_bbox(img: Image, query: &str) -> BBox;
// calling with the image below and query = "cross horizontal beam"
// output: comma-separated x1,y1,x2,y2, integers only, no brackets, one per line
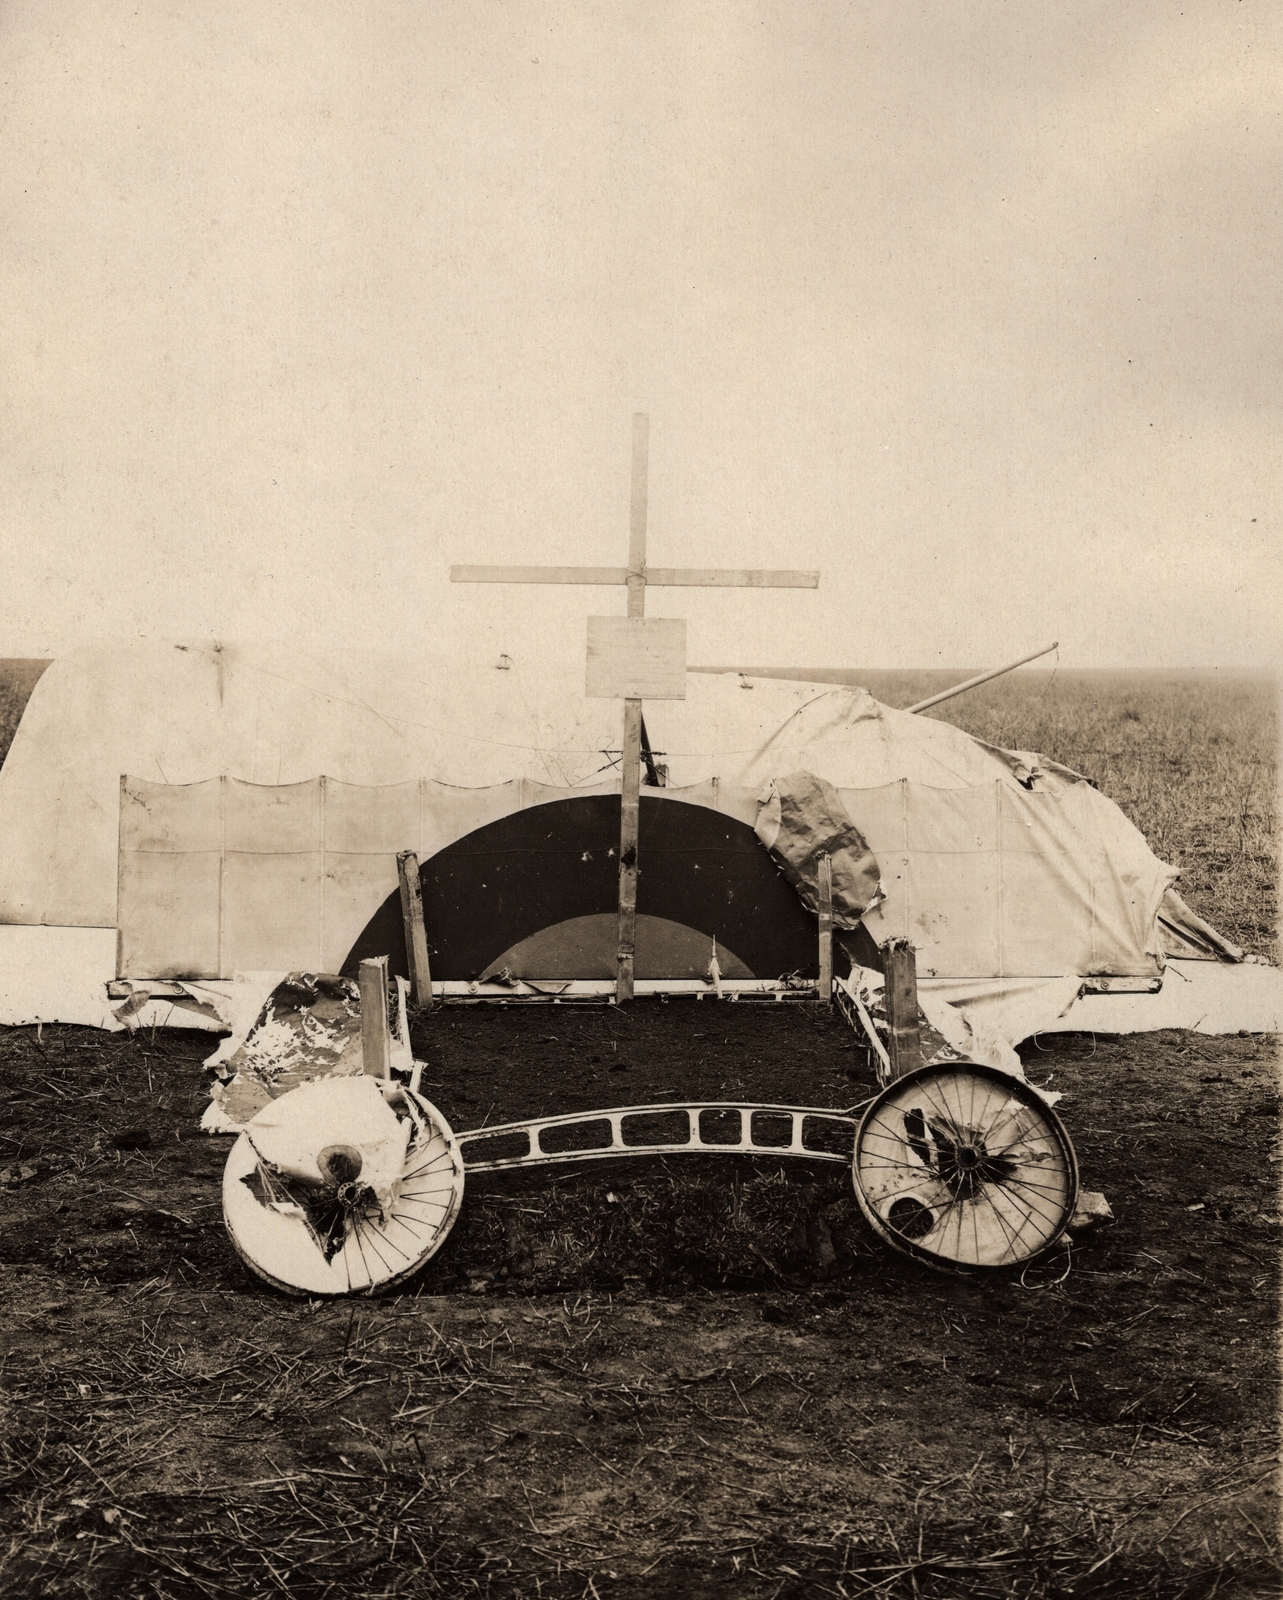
451,564,818,589
649,567,819,589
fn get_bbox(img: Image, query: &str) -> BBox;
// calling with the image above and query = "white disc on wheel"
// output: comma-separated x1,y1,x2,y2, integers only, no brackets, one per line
853,1062,1077,1272
222,1076,464,1296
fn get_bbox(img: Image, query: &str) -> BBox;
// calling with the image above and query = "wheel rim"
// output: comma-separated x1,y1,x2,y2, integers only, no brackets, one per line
852,1062,1078,1273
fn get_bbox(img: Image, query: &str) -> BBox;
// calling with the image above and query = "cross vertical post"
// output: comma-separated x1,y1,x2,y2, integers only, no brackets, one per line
617,414,650,1002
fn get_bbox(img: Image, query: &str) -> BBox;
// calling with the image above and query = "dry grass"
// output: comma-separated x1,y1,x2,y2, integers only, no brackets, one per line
1,1287,1276,1599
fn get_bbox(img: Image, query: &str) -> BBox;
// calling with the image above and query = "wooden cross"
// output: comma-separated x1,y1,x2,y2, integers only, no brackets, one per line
451,413,819,1002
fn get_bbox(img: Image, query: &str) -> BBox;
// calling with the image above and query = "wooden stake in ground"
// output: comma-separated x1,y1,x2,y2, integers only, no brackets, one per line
396,850,434,1010
358,956,392,1078
881,937,921,1079
452,414,820,1003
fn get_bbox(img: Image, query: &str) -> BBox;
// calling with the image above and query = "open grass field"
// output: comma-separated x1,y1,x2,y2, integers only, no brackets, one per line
0,660,50,769
0,661,1277,1598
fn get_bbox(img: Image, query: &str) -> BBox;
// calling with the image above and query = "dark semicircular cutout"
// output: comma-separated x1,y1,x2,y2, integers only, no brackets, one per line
342,794,834,983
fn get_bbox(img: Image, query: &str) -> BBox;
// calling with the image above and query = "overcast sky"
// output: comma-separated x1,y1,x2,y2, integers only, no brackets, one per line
1,2,1279,670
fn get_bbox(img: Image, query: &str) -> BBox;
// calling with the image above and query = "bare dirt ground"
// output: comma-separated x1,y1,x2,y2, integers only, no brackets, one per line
1,1006,1278,1599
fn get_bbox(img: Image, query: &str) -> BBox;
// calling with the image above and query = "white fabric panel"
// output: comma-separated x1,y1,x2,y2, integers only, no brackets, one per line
225,778,321,852
320,855,395,973
118,777,223,979
1004,783,1173,977
122,775,224,852
222,780,323,973
996,786,1099,978
851,784,993,967
420,778,524,858
323,779,419,854
120,852,223,979
223,854,323,973
904,785,1002,976
846,780,1175,980
320,780,419,971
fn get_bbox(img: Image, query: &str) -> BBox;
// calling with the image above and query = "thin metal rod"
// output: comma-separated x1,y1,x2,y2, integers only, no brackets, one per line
905,642,1058,714
639,714,661,786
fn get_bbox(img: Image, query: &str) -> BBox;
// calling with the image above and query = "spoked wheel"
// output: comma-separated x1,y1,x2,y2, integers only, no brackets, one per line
852,1062,1078,1273
223,1077,465,1297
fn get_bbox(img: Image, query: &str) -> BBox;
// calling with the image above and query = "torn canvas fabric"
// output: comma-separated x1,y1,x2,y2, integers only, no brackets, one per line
754,770,883,927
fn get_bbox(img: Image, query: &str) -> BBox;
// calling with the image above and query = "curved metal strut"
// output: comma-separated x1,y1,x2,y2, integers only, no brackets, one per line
457,1101,857,1173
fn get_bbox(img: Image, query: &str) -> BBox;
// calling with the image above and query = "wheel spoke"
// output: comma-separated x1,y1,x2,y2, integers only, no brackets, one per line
402,1152,457,1180
992,1169,1070,1209
980,1187,1026,1263
912,1078,968,1145
916,1189,965,1251
859,1146,942,1177
386,1211,431,1241
365,1222,414,1264
347,1217,376,1288
985,1177,1060,1238
356,1219,399,1271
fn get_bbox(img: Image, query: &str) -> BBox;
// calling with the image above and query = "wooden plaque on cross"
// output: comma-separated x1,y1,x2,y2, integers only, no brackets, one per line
451,413,820,1002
